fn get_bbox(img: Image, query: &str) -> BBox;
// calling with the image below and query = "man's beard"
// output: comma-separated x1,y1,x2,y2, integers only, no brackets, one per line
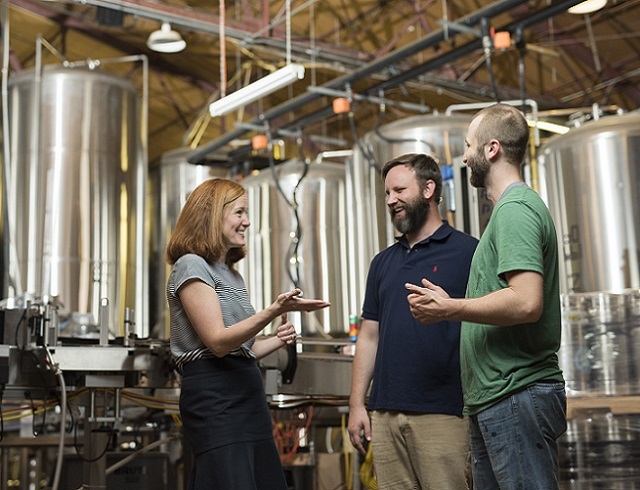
390,193,430,235
467,148,490,188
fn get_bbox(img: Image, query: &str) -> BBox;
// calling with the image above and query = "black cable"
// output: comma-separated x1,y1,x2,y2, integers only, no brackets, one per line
13,307,28,350
24,349,53,437
267,132,295,210
516,27,528,114
26,390,47,437
267,131,307,289
289,137,310,291
0,386,4,442
73,419,116,462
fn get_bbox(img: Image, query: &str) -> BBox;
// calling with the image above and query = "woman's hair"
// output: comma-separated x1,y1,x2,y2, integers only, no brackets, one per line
165,178,247,266
473,103,529,166
381,153,443,204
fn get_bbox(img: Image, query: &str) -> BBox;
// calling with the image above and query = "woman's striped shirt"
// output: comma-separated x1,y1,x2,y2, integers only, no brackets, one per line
167,254,256,371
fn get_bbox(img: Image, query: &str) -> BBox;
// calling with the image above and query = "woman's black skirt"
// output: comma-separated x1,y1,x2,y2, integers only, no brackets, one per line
179,355,274,455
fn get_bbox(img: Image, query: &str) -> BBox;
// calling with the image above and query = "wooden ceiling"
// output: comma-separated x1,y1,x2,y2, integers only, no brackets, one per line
4,0,640,164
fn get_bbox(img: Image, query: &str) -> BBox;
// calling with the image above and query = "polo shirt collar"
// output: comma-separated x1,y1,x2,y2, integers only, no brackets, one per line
396,220,453,250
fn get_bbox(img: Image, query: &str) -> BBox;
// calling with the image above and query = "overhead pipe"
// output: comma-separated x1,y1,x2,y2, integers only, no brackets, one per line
187,0,588,164
187,0,529,163
372,0,586,93
276,0,589,147
300,0,588,132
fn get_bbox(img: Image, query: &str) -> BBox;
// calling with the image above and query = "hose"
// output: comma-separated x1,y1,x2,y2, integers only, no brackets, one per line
44,346,67,490
359,441,378,490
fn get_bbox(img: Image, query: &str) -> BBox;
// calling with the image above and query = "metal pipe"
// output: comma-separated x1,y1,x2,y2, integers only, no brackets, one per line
315,150,353,164
445,98,539,146
15,37,67,299
372,0,585,93
105,436,177,476
1,442,8,490
1,0,24,298
28,37,45,295
71,0,247,38
307,85,430,113
307,134,348,147
37,37,67,64
100,297,110,346
297,0,585,141
242,0,321,46
187,0,530,163
67,0,357,67
50,366,67,490
87,54,150,337
114,388,121,419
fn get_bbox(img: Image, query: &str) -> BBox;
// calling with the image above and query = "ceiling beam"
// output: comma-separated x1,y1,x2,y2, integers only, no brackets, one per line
68,0,368,67
187,0,532,163
11,0,218,93
372,0,586,92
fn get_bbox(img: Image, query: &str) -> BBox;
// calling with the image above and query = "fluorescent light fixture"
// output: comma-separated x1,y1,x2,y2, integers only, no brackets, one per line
209,64,305,117
527,119,570,135
568,0,607,14
147,23,186,53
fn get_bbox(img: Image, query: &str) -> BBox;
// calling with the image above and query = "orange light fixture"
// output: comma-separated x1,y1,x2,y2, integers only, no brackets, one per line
332,97,351,114
252,135,268,150
493,31,511,50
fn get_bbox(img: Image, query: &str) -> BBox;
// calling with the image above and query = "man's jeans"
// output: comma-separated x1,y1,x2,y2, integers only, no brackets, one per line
469,382,567,490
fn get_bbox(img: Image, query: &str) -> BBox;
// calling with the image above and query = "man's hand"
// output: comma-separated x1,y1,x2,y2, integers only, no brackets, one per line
347,406,371,455
405,278,452,324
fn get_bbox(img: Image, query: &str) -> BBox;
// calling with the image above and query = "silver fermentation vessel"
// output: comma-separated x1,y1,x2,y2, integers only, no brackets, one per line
5,65,144,335
538,112,640,294
240,160,347,336
148,147,229,338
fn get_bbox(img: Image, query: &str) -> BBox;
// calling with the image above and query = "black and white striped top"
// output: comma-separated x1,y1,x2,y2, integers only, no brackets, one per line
167,254,256,371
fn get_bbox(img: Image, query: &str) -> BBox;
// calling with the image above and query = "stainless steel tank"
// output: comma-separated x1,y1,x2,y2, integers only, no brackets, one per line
537,112,640,294
560,289,638,396
239,160,347,336
346,114,485,320
5,65,143,335
558,414,640,488
148,147,229,338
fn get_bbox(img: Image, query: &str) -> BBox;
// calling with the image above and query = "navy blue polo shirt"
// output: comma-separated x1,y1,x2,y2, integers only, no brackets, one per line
362,221,478,415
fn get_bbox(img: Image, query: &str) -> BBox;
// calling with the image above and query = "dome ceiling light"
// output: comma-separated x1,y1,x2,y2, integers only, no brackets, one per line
146,22,186,53
568,0,607,15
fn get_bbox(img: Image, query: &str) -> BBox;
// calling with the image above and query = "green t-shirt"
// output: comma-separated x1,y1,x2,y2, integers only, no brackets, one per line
461,184,564,415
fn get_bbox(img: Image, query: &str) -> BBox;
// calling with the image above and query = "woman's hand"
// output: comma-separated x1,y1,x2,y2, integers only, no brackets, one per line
273,288,331,315
275,313,297,345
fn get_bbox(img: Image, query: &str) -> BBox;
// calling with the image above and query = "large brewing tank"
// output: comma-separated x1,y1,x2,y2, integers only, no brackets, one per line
559,413,640,488
240,160,347,336
5,65,144,335
148,148,229,338
346,114,486,320
560,289,640,395
537,112,640,294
